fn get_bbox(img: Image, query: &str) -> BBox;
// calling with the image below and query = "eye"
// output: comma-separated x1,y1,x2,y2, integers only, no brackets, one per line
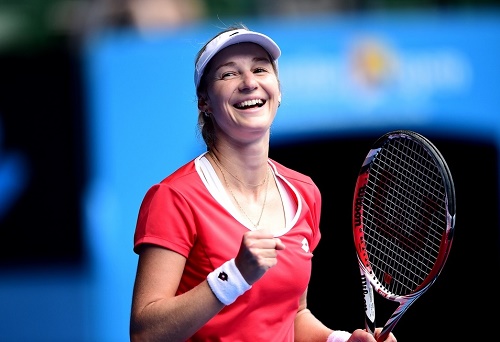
253,67,268,74
220,71,238,79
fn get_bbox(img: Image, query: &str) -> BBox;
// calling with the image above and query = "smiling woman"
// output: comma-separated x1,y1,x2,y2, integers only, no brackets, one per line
128,24,397,342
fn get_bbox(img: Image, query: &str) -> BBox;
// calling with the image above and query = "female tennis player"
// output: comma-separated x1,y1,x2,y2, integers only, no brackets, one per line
129,23,397,342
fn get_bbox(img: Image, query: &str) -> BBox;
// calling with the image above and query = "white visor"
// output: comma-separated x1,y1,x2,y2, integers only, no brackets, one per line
194,29,281,89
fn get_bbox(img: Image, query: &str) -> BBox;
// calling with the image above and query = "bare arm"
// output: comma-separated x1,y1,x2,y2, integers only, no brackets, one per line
294,288,333,342
130,230,286,342
294,288,397,342
130,246,224,342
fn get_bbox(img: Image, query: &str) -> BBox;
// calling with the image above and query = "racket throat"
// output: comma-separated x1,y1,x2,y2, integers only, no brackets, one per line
378,297,417,342
360,272,376,334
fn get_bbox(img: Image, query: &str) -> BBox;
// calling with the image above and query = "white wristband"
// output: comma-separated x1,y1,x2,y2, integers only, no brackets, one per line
327,330,352,342
207,258,252,305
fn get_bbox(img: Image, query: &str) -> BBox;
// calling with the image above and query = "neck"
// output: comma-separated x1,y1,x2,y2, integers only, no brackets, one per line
209,149,268,189
208,151,271,229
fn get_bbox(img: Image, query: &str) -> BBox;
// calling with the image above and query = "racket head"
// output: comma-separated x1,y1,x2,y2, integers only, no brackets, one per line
353,130,456,301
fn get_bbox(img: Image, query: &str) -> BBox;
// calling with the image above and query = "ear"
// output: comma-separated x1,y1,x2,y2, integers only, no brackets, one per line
198,97,210,113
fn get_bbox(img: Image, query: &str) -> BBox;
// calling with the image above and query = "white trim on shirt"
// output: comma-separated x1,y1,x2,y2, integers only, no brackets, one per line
195,152,299,235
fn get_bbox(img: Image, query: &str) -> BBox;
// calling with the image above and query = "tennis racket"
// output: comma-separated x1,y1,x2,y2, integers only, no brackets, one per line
352,130,456,341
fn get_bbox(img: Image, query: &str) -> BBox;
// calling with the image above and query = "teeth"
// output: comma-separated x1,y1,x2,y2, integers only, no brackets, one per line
236,99,264,108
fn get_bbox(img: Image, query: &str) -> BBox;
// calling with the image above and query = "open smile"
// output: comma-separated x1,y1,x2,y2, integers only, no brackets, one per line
234,99,265,109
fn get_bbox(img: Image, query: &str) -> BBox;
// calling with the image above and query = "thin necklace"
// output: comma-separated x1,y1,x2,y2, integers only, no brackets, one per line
209,151,270,229
210,150,267,188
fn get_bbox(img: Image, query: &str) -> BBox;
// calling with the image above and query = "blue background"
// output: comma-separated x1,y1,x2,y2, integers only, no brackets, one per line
1,11,499,341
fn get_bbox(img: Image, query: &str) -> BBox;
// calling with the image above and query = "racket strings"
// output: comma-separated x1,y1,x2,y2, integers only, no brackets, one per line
363,138,447,295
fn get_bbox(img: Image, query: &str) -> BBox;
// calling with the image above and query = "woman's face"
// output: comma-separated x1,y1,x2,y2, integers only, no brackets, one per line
203,42,281,144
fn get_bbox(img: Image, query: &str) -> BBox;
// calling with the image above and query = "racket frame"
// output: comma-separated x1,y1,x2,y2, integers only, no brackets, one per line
352,130,456,341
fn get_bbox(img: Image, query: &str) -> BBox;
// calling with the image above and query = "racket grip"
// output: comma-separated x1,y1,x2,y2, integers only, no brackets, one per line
360,271,376,335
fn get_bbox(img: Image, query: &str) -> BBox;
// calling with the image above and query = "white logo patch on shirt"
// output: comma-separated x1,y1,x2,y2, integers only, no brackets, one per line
301,238,309,252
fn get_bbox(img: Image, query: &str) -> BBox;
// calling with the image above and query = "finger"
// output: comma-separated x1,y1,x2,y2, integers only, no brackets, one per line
243,230,284,246
274,237,286,250
348,329,377,342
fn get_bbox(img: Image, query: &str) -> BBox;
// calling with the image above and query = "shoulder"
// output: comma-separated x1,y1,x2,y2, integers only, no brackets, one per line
156,158,204,192
160,159,198,184
142,158,204,204
269,158,315,186
269,158,321,202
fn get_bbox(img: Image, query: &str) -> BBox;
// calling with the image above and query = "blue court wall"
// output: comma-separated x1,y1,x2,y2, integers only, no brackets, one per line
0,10,498,342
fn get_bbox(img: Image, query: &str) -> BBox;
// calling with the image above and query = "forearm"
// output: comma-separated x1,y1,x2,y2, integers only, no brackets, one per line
294,308,333,342
130,280,224,342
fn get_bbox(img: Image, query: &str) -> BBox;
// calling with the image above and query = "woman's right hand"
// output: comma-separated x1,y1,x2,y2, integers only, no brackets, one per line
234,230,286,285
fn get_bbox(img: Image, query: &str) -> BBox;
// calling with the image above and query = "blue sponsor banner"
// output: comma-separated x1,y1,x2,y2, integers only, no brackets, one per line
269,13,500,140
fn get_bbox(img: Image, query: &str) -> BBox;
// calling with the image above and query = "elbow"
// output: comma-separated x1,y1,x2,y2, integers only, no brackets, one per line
130,320,149,342
129,327,143,342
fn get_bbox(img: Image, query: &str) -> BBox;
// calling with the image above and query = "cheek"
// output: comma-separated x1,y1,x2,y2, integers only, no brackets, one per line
208,85,231,104
269,78,281,95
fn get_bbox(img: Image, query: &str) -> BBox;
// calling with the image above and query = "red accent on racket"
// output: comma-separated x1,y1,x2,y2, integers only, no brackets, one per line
352,130,456,341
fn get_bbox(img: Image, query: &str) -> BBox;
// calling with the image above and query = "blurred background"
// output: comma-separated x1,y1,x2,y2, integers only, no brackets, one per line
0,0,499,341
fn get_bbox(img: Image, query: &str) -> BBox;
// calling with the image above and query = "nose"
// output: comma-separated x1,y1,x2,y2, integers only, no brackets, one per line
238,71,258,91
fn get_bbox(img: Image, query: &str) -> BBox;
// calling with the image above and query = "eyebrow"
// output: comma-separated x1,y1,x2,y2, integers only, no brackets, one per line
214,56,271,74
